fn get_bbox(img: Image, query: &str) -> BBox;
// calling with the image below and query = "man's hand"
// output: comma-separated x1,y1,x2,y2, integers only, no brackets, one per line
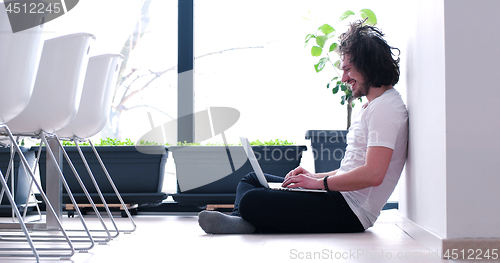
282,166,324,190
285,166,315,180
282,173,323,190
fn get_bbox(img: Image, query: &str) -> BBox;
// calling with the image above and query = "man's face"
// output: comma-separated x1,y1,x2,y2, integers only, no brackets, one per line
341,53,369,98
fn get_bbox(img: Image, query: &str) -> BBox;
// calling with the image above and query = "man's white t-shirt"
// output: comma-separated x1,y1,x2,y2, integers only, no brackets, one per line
338,88,408,230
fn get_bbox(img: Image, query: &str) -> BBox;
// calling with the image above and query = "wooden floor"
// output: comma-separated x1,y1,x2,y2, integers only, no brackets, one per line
0,209,472,262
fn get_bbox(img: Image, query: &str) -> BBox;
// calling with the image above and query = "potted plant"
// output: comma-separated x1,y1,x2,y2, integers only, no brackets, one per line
170,139,307,207
33,138,168,208
304,9,377,173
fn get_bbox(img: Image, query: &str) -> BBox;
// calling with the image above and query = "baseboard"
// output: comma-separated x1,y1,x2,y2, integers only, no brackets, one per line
393,212,500,260
393,212,443,257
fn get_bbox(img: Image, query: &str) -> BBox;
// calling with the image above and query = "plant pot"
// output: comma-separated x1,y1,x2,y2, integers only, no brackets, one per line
0,146,36,215
170,145,307,207
305,130,348,173
34,145,168,205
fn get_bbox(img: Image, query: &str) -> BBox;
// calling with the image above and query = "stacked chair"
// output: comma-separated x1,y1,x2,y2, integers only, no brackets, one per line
55,53,137,235
0,5,74,261
6,32,103,252
0,5,136,262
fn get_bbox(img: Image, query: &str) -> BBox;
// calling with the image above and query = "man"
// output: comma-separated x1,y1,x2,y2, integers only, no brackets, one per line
198,20,408,234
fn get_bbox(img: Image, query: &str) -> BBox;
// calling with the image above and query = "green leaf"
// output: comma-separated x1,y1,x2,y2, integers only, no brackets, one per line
331,76,339,82
332,84,339,94
329,43,338,53
305,34,316,44
311,46,322,57
314,57,328,72
325,32,336,39
315,35,328,48
250,139,294,146
360,9,377,25
334,59,341,69
318,24,335,34
340,95,346,105
345,88,353,97
339,10,355,22
314,64,321,72
340,83,347,91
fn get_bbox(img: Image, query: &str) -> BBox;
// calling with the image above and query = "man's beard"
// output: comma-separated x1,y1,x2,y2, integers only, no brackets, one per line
353,82,370,98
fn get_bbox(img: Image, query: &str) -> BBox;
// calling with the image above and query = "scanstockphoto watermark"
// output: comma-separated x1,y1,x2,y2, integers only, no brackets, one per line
289,248,441,261
312,144,346,162
309,130,380,162
308,130,348,162
253,146,305,162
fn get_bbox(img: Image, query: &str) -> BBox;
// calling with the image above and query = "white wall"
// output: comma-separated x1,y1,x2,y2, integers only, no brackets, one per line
444,0,500,238
401,0,500,240
400,0,448,239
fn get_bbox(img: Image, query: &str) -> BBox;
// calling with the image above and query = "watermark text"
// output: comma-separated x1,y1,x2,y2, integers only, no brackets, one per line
289,248,440,261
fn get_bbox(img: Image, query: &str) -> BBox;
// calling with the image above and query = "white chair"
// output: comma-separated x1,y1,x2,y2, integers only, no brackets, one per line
5,33,110,251
57,54,124,139
57,54,137,234
6,33,93,134
0,4,43,124
0,4,74,261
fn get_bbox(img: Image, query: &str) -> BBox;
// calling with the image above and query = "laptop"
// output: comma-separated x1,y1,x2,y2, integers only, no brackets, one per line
239,137,326,193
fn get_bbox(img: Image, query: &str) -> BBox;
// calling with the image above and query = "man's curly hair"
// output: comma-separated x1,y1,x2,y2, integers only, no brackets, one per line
339,20,400,88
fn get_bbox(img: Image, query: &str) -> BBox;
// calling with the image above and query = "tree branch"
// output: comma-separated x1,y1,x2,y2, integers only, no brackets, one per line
122,104,177,121
115,45,264,109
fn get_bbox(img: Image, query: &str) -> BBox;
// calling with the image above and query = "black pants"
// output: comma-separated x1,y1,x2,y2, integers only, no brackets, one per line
231,172,365,233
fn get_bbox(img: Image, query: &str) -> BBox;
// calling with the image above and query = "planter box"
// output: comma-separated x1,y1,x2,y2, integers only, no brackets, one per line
34,146,168,205
0,146,35,215
170,145,307,206
305,130,347,173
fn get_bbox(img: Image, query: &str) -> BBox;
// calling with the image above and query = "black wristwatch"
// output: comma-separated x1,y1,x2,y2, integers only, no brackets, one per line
323,176,331,191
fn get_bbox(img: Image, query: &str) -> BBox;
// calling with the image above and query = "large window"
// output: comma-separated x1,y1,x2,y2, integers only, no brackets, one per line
42,0,406,200
43,0,405,148
193,1,347,146
192,0,407,202
192,1,407,146
42,0,178,142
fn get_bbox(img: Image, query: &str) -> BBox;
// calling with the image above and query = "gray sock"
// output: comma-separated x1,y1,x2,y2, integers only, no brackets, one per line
198,210,256,234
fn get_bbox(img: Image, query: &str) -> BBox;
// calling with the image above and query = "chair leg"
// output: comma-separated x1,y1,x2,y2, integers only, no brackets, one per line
0,138,44,222
0,169,40,262
39,132,96,251
88,139,137,233
46,135,113,244
73,140,120,238
0,145,16,216
0,125,75,260
20,144,44,221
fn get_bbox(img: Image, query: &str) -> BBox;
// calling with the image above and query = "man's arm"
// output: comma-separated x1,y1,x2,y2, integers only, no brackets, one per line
282,146,393,191
325,146,393,191
316,169,338,178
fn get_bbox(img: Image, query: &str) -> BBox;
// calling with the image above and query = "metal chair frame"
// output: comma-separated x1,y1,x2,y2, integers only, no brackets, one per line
0,125,75,262
0,131,113,247
62,137,137,234
0,139,43,223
